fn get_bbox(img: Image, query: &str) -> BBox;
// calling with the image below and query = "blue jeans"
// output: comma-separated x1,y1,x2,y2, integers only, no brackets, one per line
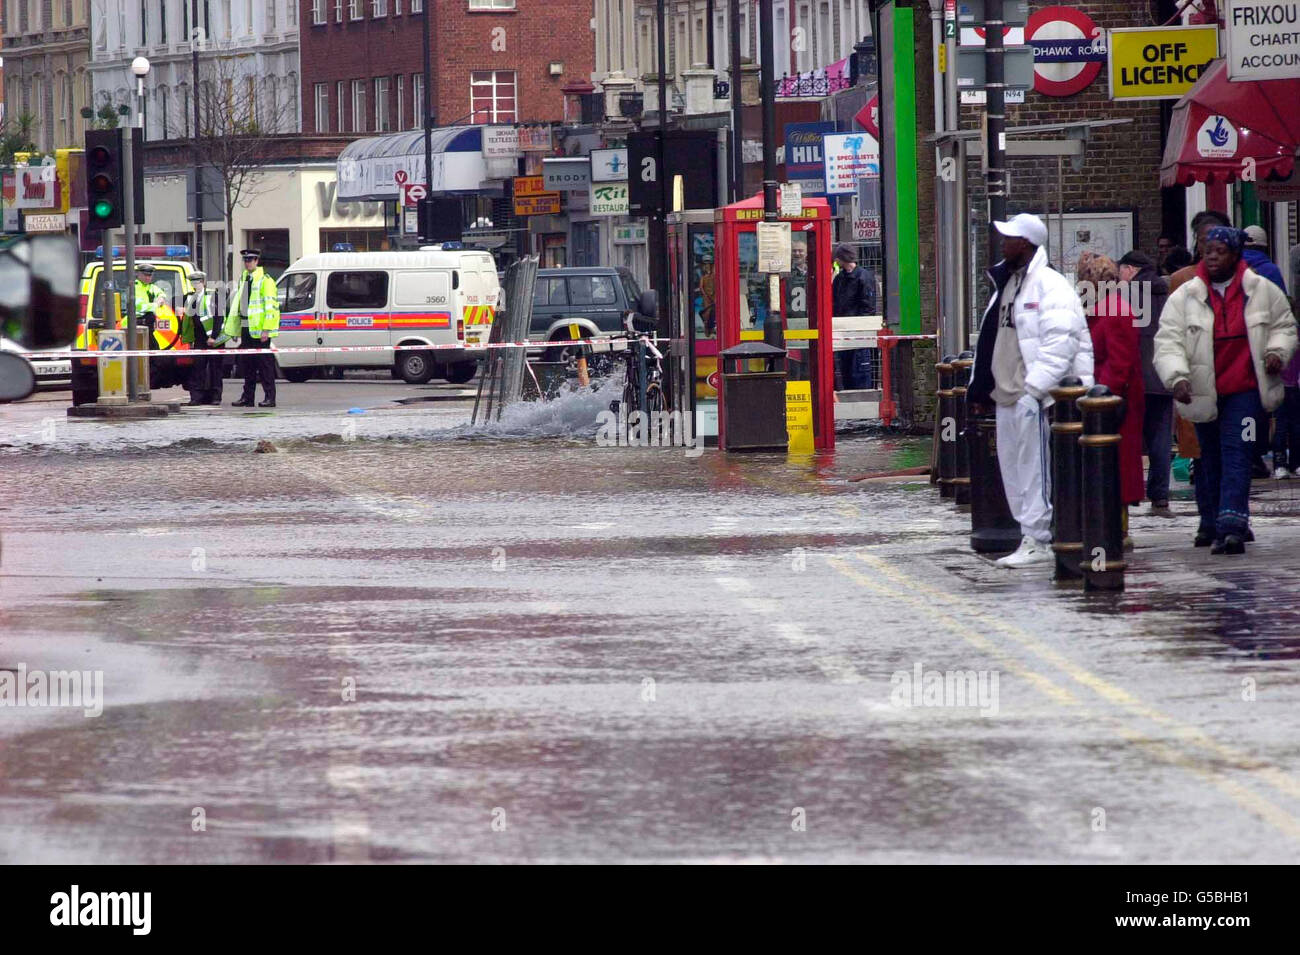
1142,393,1173,503
1271,386,1300,471
836,348,874,389
1193,390,1263,539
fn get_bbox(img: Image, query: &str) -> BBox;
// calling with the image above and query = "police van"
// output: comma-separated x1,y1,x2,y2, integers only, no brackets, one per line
274,249,498,384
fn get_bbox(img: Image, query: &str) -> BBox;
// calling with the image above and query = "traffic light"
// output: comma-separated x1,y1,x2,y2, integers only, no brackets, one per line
418,195,462,244
85,129,124,230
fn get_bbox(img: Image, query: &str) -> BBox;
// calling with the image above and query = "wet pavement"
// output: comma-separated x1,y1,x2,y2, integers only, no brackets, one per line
3,381,1300,863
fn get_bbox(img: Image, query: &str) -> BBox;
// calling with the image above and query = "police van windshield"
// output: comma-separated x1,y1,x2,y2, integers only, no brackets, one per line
89,266,182,320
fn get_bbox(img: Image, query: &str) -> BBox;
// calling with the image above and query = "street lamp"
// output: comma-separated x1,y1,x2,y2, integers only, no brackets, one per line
122,56,150,402
131,56,151,132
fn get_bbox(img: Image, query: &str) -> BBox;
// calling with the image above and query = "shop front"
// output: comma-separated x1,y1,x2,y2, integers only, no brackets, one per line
138,164,388,282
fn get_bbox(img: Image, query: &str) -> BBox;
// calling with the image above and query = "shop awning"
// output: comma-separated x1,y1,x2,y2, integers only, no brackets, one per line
336,127,488,201
1160,58,1300,188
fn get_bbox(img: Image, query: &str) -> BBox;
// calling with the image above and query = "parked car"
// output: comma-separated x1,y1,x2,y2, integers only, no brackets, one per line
528,267,657,363
1,336,71,389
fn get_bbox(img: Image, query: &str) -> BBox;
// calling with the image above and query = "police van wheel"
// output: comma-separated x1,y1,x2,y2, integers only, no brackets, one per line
397,351,435,384
283,368,315,384
444,361,477,385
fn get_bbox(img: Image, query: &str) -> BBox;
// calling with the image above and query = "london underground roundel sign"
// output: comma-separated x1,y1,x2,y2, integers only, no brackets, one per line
1026,6,1106,97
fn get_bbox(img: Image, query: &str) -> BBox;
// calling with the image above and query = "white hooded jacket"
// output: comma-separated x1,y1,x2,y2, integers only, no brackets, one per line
973,245,1094,407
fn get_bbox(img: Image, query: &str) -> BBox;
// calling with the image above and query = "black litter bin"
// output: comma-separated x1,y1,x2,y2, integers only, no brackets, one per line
719,341,789,452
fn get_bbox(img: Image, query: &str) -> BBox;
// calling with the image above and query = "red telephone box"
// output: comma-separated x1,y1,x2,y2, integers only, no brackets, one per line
714,194,835,451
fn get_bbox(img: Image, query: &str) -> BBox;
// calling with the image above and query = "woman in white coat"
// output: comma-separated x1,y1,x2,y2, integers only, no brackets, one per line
1154,226,1298,554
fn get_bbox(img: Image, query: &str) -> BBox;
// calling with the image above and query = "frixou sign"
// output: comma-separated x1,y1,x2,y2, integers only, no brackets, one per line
1224,0,1300,81
1108,25,1219,100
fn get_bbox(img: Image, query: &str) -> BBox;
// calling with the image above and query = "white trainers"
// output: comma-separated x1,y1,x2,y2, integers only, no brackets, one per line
995,535,1053,568
1274,467,1292,480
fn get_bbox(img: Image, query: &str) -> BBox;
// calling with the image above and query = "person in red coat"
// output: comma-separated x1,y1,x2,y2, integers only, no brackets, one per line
1077,252,1145,508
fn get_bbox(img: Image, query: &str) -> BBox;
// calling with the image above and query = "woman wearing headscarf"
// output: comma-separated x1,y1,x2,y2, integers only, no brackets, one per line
1154,227,1298,554
1077,252,1145,511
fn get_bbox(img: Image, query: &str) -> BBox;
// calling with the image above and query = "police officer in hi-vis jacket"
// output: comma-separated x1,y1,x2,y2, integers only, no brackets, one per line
215,248,280,408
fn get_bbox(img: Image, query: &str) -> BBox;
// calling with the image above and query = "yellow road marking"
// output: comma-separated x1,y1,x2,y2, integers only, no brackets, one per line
854,551,1300,796
843,550,1300,831
825,557,1080,706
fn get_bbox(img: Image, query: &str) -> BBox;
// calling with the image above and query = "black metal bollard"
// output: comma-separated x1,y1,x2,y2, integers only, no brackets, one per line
1049,376,1088,581
951,351,974,509
967,405,1022,554
1078,384,1127,591
936,356,957,498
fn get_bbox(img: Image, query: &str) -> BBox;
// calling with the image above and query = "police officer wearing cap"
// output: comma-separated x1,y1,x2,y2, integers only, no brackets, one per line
132,263,167,334
217,248,280,407
183,271,222,405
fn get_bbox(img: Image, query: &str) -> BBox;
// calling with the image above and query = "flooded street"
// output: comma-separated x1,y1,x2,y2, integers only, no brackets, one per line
3,383,1300,863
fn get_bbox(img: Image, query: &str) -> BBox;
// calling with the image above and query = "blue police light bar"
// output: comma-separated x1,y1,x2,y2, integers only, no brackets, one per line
332,243,355,252
93,244,191,259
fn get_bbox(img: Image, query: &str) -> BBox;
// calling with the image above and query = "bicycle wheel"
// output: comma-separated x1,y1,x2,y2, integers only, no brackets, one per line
645,382,668,415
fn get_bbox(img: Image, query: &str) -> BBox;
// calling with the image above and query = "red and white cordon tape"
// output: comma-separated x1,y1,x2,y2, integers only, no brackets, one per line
25,333,934,361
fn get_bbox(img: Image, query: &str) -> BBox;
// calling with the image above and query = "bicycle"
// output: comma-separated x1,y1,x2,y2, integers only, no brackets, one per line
606,312,669,420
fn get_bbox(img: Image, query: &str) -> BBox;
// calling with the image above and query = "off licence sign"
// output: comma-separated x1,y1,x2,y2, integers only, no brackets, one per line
1108,25,1219,99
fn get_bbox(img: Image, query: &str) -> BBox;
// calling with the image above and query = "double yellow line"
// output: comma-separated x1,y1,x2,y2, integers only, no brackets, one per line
826,550,1300,841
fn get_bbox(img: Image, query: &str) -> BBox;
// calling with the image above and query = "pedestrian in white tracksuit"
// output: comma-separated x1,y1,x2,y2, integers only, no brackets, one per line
967,214,1094,568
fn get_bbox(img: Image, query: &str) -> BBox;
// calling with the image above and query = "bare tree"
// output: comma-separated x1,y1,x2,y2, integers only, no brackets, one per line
170,56,295,282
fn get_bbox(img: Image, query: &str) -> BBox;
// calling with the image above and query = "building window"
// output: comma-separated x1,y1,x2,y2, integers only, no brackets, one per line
267,0,276,31
412,72,423,128
141,0,148,45
159,86,170,138
410,0,420,12
374,77,390,131
470,70,516,124
312,0,324,22
314,82,328,132
58,74,71,146
395,75,405,130
288,0,297,25
336,79,346,131
349,0,361,19
817,1,831,66
334,0,342,20
775,0,789,77
160,0,168,43
351,79,366,132
393,0,400,13
794,2,810,72
372,0,385,15
468,0,515,9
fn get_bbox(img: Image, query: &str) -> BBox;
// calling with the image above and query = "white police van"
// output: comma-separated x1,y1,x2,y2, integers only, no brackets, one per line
274,248,499,384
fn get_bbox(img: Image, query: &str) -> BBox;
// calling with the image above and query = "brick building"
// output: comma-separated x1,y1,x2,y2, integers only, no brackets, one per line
300,0,595,136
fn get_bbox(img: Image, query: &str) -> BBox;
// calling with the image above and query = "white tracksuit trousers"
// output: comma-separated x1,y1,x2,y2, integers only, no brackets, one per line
995,401,1053,544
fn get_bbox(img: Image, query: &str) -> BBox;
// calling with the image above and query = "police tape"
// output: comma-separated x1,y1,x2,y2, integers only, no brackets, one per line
27,333,929,361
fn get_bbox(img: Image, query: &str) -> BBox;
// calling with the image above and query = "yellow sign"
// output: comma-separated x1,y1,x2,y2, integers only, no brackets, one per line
938,43,947,74
514,194,562,216
785,380,814,454
1108,25,1218,100
513,175,551,197
735,207,819,220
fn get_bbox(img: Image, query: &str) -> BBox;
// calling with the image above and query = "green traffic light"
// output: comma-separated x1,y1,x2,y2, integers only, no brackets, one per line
93,200,114,218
